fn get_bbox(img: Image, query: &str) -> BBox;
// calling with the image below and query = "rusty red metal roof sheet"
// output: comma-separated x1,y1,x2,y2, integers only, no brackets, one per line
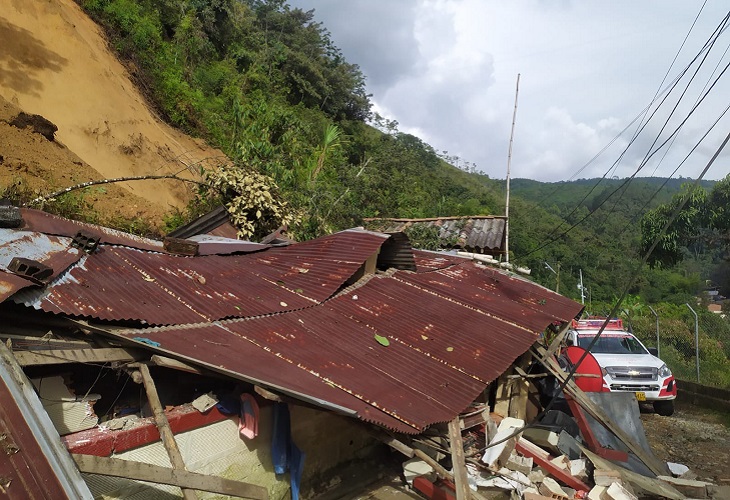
0,230,83,301
20,208,165,252
0,345,92,498
103,266,582,433
400,261,574,330
13,229,390,325
412,250,460,272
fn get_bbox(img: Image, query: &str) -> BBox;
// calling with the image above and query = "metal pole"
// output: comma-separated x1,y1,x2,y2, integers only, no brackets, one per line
685,303,699,383
648,306,659,357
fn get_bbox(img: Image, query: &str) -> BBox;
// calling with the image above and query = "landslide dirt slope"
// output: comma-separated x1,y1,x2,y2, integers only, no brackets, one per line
0,0,226,224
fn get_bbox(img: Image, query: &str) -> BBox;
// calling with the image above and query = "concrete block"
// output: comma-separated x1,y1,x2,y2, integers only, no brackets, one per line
606,482,638,500
594,469,623,487
482,417,524,468
587,485,606,500
524,427,561,455
528,468,546,484
539,477,569,499
570,458,590,481
657,475,710,498
505,451,533,475
549,454,570,471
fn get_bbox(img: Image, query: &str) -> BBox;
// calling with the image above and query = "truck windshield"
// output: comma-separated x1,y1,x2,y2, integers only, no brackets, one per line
577,335,648,355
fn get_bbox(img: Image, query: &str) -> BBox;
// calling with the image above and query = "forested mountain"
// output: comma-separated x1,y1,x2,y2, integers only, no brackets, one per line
72,0,726,311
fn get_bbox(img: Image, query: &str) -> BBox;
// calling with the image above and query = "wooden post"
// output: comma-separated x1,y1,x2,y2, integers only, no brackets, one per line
138,364,198,500
448,417,471,500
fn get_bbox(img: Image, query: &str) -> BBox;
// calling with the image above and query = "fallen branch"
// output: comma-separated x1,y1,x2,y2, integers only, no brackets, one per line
26,174,207,206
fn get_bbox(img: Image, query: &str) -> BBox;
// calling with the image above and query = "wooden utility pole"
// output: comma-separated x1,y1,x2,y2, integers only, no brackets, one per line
504,73,520,264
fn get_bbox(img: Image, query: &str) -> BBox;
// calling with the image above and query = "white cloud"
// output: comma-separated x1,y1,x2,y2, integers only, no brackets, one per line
290,0,730,182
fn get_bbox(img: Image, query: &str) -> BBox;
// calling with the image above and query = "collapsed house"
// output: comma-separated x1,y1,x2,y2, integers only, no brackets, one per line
0,206,715,499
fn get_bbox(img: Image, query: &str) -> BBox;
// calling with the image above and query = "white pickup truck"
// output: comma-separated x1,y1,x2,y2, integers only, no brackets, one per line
566,318,677,416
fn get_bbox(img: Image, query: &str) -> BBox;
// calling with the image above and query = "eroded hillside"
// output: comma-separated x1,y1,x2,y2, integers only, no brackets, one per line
0,0,225,224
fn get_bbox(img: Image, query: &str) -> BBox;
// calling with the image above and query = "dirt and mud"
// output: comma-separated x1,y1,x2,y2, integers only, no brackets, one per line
0,0,226,225
641,400,730,484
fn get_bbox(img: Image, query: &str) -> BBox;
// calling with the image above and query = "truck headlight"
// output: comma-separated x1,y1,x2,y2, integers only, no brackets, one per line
658,364,671,378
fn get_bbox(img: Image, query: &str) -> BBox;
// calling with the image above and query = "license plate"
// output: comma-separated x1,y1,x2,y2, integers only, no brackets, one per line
635,392,646,401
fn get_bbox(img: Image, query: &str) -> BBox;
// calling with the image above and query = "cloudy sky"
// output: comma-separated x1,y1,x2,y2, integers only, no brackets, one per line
289,1,730,182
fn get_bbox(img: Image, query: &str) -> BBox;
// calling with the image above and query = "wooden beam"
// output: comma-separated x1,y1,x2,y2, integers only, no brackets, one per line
138,364,198,500
71,454,268,499
448,417,470,500
150,355,211,376
13,347,143,366
370,429,487,500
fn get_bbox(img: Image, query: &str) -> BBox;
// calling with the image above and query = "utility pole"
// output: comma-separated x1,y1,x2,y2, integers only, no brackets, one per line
504,73,520,264
544,262,560,293
578,269,585,305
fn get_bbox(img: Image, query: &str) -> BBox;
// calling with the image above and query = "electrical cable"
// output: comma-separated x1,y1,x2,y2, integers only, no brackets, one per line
516,54,730,263
529,10,730,242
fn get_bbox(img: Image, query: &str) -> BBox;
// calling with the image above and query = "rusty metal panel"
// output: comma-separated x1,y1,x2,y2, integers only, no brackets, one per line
0,229,83,301
111,322,416,434
412,250,459,272
14,230,391,325
15,247,318,325
376,232,416,271
0,344,92,499
328,276,539,383
107,264,581,433
20,208,165,252
400,261,583,330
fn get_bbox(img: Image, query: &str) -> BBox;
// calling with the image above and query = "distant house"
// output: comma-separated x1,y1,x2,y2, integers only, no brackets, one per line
363,216,507,257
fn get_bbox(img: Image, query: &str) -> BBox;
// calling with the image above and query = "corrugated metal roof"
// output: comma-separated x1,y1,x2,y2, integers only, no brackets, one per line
13,229,390,325
0,344,92,498
187,234,270,255
104,264,582,433
167,205,231,239
2,218,584,433
0,230,82,301
364,217,506,254
20,208,165,252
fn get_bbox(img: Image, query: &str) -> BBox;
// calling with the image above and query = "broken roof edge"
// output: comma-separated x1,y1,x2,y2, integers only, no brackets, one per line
73,321,420,434
0,341,93,498
20,208,165,252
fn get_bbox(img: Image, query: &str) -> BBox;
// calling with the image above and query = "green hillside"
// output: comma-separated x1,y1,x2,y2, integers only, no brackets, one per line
77,0,726,309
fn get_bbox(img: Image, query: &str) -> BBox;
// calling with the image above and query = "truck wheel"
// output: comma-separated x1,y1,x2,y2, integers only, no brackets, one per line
653,400,674,416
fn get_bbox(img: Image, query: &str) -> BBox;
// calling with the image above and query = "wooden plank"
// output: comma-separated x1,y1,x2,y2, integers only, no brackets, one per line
150,355,211,376
581,448,684,500
13,347,143,366
448,417,470,500
72,454,268,499
138,364,198,500
509,356,531,420
533,346,668,476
